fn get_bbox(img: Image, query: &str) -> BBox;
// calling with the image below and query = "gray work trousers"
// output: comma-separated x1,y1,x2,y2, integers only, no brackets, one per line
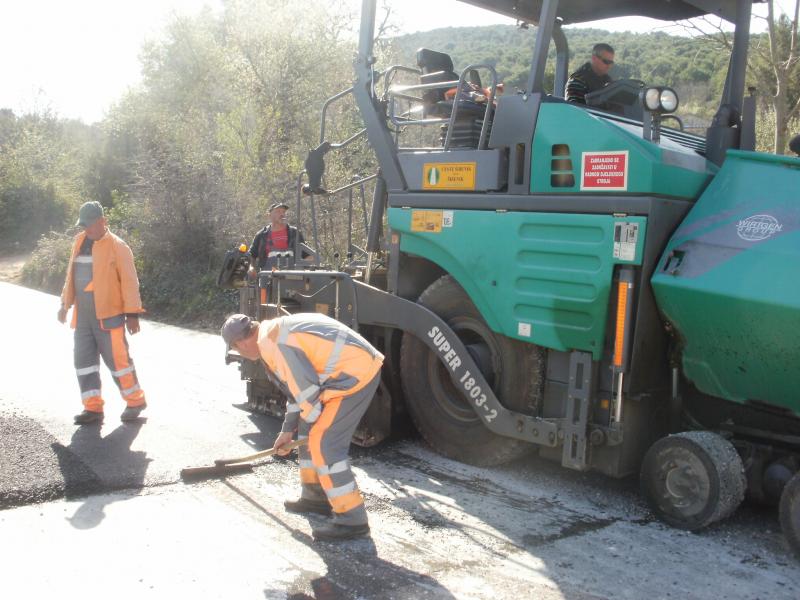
297,373,380,526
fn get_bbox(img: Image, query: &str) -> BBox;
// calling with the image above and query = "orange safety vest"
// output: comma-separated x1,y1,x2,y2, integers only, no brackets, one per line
61,230,144,327
257,314,383,422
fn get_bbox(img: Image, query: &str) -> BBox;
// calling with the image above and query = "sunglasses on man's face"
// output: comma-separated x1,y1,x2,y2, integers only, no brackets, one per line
595,55,614,66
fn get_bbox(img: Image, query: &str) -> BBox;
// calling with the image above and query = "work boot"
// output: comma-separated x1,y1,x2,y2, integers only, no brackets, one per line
120,402,147,422
311,522,370,541
74,410,104,425
284,498,332,516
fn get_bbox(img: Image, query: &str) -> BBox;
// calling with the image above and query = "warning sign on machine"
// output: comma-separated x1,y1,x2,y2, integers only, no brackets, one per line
422,162,476,190
580,151,629,191
411,210,444,233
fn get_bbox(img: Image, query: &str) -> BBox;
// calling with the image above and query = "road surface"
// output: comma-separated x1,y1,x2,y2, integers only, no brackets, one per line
0,282,797,599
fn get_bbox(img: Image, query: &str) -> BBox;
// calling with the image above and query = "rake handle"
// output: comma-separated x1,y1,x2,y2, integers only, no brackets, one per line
214,437,307,466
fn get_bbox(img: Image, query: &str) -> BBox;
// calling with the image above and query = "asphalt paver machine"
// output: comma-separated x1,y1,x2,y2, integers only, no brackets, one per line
221,0,800,556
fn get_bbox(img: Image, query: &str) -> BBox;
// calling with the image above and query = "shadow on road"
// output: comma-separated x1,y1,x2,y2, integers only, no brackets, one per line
239,411,283,452
282,532,456,600
52,421,150,529
236,407,797,598
219,479,456,599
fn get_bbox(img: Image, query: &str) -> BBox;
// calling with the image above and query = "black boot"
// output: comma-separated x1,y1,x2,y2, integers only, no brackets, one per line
120,402,147,422
74,410,104,425
312,522,370,541
284,498,332,516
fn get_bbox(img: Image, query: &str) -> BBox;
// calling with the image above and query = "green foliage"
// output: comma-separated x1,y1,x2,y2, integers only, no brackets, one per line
746,11,800,153
138,262,239,330
0,184,68,254
20,231,74,295
14,0,374,326
749,14,800,103
389,25,731,114
0,110,91,252
9,4,799,333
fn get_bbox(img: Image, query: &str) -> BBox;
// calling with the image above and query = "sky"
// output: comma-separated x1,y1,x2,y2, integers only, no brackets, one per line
1,0,794,124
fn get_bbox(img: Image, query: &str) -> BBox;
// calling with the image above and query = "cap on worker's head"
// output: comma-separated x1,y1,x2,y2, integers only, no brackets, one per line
269,202,289,212
221,313,253,346
76,201,104,228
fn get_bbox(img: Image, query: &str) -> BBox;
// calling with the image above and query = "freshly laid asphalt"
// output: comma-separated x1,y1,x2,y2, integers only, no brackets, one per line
0,282,798,599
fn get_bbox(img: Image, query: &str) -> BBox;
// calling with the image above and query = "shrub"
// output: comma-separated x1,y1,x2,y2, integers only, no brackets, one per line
0,186,69,254
20,231,75,295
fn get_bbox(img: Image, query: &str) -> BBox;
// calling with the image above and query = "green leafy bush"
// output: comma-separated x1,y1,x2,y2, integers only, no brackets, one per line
20,231,74,295
0,186,69,253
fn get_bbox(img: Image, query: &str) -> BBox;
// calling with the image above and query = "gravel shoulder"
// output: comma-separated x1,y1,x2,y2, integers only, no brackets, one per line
0,253,28,283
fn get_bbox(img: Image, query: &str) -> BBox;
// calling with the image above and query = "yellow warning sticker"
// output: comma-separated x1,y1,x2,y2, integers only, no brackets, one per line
411,210,443,233
422,162,476,190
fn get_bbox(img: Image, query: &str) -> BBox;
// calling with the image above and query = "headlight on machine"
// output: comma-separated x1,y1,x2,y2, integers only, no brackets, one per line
641,86,679,114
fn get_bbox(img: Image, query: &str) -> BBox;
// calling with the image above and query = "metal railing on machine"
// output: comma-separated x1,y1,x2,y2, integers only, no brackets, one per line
295,170,378,273
385,63,499,151
287,75,388,283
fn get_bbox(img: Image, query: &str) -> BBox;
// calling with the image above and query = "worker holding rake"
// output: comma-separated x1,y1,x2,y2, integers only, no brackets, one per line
221,313,383,541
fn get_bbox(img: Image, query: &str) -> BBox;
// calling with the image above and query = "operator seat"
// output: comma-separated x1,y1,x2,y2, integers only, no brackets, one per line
416,48,490,148
416,48,483,118
417,48,458,115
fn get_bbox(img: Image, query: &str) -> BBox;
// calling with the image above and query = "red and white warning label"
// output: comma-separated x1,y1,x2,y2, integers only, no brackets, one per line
580,151,629,191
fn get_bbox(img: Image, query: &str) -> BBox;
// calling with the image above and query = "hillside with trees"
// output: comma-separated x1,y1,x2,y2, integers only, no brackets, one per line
391,25,732,119
1,0,798,329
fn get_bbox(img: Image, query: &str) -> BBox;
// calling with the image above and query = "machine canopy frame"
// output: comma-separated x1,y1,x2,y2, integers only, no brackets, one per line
457,0,762,25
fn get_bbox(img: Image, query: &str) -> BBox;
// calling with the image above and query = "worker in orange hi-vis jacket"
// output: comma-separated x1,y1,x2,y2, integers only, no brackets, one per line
221,312,384,541
58,201,147,425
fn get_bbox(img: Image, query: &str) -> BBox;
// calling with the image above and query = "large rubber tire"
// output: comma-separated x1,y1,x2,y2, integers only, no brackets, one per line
640,431,746,531
779,470,800,559
399,275,544,467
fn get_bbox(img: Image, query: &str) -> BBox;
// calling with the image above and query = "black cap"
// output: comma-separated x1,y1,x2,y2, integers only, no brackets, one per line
269,202,289,212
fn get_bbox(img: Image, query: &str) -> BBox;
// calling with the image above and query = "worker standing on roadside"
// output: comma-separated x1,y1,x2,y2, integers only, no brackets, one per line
221,312,383,541
58,201,147,425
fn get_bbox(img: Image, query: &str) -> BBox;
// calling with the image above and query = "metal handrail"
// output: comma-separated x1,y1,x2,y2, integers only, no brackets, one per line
386,63,498,150
332,128,367,151
387,80,455,128
319,86,368,150
390,80,461,94
325,173,378,196
295,169,379,271
382,64,422,99
295,171,321,265
444,64,498,151
319,87,353,144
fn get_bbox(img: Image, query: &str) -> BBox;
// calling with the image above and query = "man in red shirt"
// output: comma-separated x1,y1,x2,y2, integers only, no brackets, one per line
249,202,307,271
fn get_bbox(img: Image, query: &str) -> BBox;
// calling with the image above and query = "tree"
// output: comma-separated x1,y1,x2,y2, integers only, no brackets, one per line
753,1,800,153
684,0,800,154
0,110,92,253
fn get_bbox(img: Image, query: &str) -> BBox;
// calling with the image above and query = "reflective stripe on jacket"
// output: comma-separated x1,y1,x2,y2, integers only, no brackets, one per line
61,230,144,326
256,313,384,432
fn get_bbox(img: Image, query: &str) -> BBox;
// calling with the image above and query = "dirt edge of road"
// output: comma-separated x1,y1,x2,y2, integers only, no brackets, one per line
0,253,29,283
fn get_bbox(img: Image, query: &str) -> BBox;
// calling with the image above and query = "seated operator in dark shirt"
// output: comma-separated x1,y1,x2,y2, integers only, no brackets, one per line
565,43,615,104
